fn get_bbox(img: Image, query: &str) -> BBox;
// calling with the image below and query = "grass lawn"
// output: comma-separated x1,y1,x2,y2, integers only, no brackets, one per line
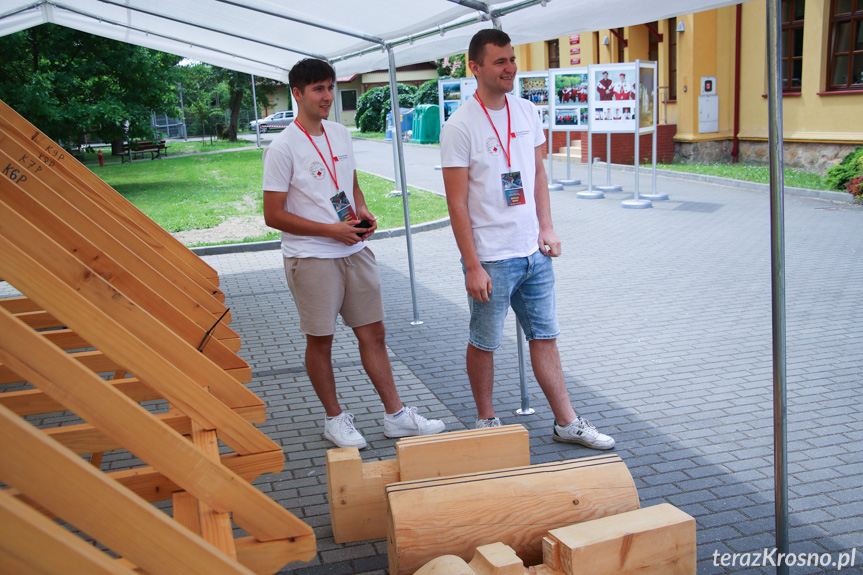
76,138,255,167
656,162,831,191
91,149,449,237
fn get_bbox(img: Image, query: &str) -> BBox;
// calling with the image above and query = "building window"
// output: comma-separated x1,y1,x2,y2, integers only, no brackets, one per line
547,39,560,69
341,89,357,112
781,0,805,91
668,18,678,100
828,0,863,89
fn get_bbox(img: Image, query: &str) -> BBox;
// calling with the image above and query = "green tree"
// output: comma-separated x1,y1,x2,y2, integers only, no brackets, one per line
436,54,466,78
174,62,278,140
413,78,439,106
0,24,180,146
355,84,417,133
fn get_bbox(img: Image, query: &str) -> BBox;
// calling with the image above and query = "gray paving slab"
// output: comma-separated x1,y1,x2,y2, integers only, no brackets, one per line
6,135,860,573
199,153,863,574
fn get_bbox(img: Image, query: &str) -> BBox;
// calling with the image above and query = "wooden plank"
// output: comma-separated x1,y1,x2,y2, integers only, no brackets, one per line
0,404,255,575
0,489,136,575
468,543,524,575
326,447,400,543
172,491,202,534
0,172,247,375
0,214,268,452
413,555,476,575
0,379,266,423
235,536,318,575
547,504,696,575
386,455,640,575
0,99,219,287
0,307,310,542
9,309,63,331
192,422,238,560
328,427,531,544
396,425,530,481
43,406,268,454
0,295,41,313
0,491,132,575
0,349,125,385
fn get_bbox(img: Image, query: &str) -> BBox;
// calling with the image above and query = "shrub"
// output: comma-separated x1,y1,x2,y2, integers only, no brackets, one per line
413,79,439,107
355,83,416,133
846,175,863,198
825,147,863,192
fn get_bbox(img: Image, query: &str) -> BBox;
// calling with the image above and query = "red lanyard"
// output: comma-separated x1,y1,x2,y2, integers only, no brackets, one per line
294,120,339,190
475,93,512,168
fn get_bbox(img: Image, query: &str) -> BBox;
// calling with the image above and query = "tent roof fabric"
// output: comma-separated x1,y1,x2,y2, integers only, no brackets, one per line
0,0,743,81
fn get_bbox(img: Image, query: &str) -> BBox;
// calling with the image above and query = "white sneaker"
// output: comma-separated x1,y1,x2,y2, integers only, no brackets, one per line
475,417,502,429
552,416,615,450
324,412,367,449
384,406,446,438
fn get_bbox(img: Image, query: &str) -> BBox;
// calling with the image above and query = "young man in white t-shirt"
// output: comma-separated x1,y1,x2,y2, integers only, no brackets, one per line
440,30,614,450
262,59,444,449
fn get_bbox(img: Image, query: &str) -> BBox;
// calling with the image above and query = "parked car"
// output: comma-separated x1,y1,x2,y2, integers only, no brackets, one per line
249,110,294,133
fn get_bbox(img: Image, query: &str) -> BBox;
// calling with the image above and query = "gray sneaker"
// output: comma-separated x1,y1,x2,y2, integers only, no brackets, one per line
324,412,367,449
553,416,615,450
383,406,446,438
475,417,503,429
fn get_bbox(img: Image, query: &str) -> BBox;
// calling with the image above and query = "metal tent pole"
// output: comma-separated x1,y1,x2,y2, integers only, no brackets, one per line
386,45,422,326
766,0,789,572
250,74,262,149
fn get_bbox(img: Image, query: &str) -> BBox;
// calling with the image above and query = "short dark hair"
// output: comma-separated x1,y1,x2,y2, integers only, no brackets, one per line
468,29,511,64
289,58,336,94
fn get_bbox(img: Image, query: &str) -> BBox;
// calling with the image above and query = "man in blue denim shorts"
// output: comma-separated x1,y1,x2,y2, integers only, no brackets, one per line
440,29,614,450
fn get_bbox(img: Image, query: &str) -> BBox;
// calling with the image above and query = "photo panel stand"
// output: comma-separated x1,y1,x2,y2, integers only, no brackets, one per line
634,60,668,203
578,126,605,199
594,132,622,194
548,67,588,188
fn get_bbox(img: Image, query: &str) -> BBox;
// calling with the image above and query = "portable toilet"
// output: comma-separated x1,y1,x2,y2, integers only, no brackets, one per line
385,107,414,141
410,104,441,144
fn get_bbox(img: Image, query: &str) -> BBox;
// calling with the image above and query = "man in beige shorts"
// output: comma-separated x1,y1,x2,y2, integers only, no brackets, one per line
262,58,444,449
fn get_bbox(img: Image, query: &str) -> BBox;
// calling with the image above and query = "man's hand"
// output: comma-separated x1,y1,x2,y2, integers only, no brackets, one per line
355,205,378,240
465,266,493,302
329,220,364,245
538,228,562,257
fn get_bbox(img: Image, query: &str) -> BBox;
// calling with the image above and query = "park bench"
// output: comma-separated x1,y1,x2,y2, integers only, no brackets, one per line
115,139,170,163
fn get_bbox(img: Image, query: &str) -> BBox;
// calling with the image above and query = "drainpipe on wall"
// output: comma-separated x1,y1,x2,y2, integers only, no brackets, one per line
732,3,742,163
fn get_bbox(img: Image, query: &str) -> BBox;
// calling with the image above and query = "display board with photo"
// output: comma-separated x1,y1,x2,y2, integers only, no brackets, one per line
638,61,657,132
587,63,637,132
511,72,549,128
438,77,478,127
549,68,589,131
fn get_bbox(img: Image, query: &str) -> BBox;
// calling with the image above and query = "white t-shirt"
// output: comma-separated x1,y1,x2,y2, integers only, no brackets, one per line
262,120,364,259
439,94,545,261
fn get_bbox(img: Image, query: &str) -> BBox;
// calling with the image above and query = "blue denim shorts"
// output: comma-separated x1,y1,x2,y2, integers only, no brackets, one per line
464,250,560,351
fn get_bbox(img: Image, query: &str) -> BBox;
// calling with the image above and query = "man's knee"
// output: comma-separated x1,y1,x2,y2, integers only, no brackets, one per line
354,321,387,346
307,334,335,352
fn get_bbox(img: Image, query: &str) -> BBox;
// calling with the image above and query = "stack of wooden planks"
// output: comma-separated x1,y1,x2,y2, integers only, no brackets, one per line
0,99,315,575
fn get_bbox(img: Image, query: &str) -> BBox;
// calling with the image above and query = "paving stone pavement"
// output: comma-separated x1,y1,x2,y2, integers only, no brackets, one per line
201,151,863,575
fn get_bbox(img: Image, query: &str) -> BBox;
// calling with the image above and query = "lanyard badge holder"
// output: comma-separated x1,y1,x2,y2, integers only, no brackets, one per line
476,93,525,207
295,120,356,220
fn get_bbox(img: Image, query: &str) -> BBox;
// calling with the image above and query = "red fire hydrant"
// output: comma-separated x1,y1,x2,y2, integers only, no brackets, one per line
97,149,104,167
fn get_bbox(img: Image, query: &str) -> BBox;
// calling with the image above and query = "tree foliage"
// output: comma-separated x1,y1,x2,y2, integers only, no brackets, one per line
174,62,278,141
413,78,440,106
436,54,466,78
354,83,417,133
0,24,181,145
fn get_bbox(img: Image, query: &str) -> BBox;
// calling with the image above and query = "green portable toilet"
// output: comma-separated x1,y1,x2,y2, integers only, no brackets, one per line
410,104,441,144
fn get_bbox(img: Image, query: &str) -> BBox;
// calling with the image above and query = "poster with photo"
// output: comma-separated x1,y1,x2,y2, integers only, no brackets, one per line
550,68,589,131
638,61,657,133
438,77,477,127
511,71,549,128
587,63,637,132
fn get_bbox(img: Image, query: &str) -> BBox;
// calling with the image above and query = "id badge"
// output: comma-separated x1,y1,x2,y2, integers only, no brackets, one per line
501,171,526,206
330,190,357,221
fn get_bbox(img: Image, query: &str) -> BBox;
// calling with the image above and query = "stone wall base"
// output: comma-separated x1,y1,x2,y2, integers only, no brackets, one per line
674,139,862,175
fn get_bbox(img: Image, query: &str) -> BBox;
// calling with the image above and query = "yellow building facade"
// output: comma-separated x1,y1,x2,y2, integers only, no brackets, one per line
510,0,862,174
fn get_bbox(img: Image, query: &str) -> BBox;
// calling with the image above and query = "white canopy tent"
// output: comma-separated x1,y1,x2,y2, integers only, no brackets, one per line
0,2,793,572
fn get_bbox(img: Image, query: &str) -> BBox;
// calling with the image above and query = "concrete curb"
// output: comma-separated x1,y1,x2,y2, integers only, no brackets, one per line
190,217,452,256
592,162,855,204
